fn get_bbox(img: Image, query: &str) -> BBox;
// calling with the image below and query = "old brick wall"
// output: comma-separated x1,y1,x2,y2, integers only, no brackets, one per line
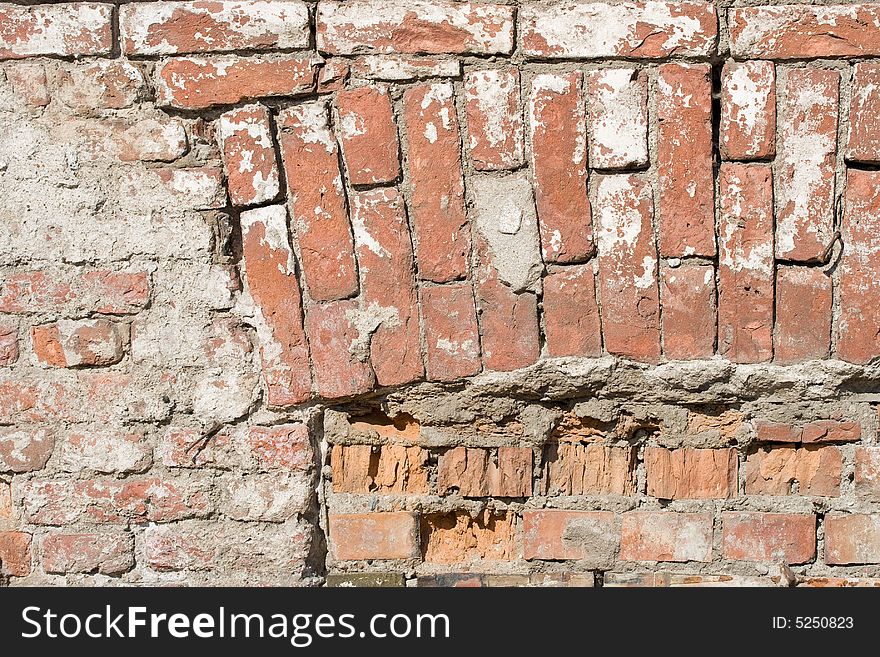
2,0,880,588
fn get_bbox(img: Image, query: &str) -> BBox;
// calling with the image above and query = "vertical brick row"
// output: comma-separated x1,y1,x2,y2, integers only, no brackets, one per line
335,84,401,185
464,68,524,171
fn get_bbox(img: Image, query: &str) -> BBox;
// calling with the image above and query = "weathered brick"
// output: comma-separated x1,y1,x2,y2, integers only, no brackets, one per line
855,447,880,502
350,55,460,81
0,3,112,59
217,104,280,207
317,0,514,55
520,1,717,59
402,82,469,283
23,476,212,526
55,60,145,114
0,320,17,366
730,5,880,58
305,300,375,399
120,0,309,55
543,264,602,358
4,61,49,107
0,270,149,316
220,471,312,521
755,420,861,445
722,512,816,564
156,55,318,110
595,174,660,362
0,427,54,473
332,444,429,494
838,170,880,363
246,424,313,471
42,532,134,575
776,68,839,262
686,410,746,446
55,429,151,474
464,68,523,170
720,61,775,161
421,284,481,381
605,572,783,587
32,319,125,368
848,62,880,163
798,577,880,588
717,163,774,363
661,264,716,360
60,116,188,163
336,85,400,185
155,167,227,210
437,446,532,497
586,68,648,170
239,205,312,407
657,63,714,257
0,531,31,576
422,511,517,563
620,512,713,562
351,188,423,387
330,512,419,560
0,481,10,519
317,60,349,93
542,443,634,496
529,72,592,263
774,266,832,364
523,510,616,563
279,101,359,302
646,447,737,499
745,446,841,497
825,515,880,565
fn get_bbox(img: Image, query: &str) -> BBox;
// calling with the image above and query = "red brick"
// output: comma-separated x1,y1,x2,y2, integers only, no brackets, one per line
776,68,839,262
317,0,514,55
523,510,616,561
720,61,776,161
646,447,737,499
529,72,592,264
402,82,469,283
246,424,313,471
722,512,816,564
657,63,714,257
437,446,532,497
838,169,880,363
62,116,188,163
825,515,880,565
239,205,312,407
0,532,31,577
661,264,716,360
350,55,460,81
336,85,400,185
542,443,634,496
802,420,861,444
23,477,212,525
620,512,713,562
318,60,349,93
42,532,133,575
855,447,880,502
422,510,517,563
329,512,419,560
586,68,648,170
0,269,149,315
5,61,49,107
351,188,423,387
217,104,280,207
595,174,660,363
0,320,17,366
156,55,318,110
520,1,717,58
0,427,54,473
0,3,112,59
464,68,523,171
305,300,375,399
279,101,358,302
32,319,125,368
543,264,602,358
331,444,429,493
717,163,774,363
745,446,841,497
730,5,880,58
848,63,880,163
774,266,832,364
55,430,151,474
156,167,227,210
56,60,145,114
421,284,481,381
120,0,309,55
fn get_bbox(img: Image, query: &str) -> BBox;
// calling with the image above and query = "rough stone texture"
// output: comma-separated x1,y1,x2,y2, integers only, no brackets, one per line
4,0,880,589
